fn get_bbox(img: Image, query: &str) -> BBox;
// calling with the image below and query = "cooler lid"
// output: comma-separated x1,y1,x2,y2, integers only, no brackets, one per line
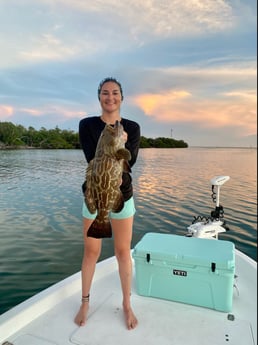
133,232,235,270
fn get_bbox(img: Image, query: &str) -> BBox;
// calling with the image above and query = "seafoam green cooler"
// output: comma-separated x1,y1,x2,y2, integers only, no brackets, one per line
132,232,235,312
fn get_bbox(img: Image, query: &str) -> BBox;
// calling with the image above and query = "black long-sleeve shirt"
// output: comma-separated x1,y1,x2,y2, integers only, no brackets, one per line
79,116,141,201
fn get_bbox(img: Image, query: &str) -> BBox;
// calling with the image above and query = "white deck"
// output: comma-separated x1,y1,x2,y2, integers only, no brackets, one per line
0,249,256,345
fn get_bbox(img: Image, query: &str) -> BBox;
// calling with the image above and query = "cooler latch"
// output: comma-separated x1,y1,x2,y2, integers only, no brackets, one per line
146,253,151,263
211,262,216,272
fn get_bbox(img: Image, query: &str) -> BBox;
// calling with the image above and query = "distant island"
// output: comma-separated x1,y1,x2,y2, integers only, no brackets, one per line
0,121,188,149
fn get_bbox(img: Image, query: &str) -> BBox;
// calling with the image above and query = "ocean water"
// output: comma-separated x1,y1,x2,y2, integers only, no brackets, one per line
0,148,257,315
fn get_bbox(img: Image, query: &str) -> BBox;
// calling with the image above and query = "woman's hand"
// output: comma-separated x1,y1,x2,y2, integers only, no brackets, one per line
123,131,128,143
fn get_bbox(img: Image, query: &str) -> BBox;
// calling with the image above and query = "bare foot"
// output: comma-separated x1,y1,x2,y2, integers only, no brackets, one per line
123,306,138,330
74,303,89,326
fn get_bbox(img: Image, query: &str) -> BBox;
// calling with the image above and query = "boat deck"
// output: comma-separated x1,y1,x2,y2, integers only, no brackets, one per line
0,250,256,345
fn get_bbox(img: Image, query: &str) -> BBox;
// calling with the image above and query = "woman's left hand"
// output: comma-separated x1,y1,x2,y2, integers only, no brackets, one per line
123,131,128,143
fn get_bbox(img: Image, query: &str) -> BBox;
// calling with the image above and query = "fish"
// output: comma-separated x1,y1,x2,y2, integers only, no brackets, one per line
84,120,131,238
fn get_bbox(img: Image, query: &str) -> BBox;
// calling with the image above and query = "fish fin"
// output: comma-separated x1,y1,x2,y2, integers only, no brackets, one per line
115,148,131,161
123,160,131,173
87,219,112,238
112,193,124,213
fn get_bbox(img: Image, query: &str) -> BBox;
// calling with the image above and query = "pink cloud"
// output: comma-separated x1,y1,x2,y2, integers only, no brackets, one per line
133,90,256,136
0,105,14,119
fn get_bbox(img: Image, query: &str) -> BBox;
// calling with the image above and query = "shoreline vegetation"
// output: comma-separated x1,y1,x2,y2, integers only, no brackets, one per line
0,121,188,149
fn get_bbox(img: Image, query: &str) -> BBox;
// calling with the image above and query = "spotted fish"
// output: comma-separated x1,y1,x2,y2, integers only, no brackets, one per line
85,120,131,238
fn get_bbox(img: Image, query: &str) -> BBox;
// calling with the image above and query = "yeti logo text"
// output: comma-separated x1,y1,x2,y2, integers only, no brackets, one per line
173,269,187,277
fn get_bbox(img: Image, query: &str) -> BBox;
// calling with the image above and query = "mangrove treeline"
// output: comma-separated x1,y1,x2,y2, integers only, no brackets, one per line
0,122,188,149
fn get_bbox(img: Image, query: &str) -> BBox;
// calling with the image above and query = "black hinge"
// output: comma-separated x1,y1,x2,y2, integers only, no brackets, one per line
146,253,150,263
211,262,216,272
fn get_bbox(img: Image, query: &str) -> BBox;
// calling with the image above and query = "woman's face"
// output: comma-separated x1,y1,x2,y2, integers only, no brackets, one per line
99,81,122,113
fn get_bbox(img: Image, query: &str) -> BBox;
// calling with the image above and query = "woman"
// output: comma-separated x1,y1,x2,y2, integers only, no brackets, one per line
74,77,141,330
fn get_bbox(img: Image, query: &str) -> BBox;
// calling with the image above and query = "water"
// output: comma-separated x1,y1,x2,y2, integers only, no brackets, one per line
0,148,257,315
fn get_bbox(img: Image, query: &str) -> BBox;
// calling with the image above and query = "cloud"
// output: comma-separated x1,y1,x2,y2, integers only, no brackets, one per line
0,0,240,68
0,0,256,147
130,62,257,136
134,90,192,117
41,0,235,36
0,103,86,121
19,34,78,61
1,57,256,138
0,105,14,118
133,91,256,135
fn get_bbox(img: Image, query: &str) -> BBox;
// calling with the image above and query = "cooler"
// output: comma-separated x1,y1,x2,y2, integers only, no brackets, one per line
132,232,235,312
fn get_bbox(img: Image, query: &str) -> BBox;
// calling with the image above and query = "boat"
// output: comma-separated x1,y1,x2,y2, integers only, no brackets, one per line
0,176,257,345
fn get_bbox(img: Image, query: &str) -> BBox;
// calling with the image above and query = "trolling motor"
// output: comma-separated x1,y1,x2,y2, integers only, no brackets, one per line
186,175,230,239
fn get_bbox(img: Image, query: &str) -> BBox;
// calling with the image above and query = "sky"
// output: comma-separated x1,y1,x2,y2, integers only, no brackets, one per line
0,0,257,147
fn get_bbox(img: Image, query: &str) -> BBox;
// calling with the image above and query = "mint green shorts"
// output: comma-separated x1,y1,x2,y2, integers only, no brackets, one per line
82,197,136,220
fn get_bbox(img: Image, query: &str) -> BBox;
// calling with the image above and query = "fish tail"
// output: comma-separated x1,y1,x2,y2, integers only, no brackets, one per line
87,219,112,238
